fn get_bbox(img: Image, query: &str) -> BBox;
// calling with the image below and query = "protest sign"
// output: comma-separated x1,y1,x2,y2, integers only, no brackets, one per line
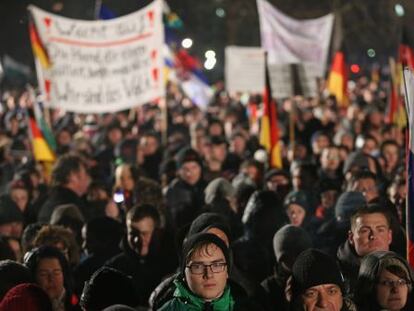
225,46,265,94
29,0,164,113
257,0,332,97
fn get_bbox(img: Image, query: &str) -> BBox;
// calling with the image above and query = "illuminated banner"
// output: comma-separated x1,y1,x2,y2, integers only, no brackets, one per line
29,0,164,113
257,0,333,97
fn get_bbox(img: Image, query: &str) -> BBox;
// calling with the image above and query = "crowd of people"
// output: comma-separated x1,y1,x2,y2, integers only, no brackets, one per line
0,70,412,311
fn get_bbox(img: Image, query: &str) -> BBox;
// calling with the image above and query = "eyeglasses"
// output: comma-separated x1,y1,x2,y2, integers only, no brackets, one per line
377,279,410,288
186,262,227,275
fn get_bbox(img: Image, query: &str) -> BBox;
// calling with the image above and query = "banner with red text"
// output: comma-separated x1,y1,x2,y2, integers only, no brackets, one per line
29,0,164,113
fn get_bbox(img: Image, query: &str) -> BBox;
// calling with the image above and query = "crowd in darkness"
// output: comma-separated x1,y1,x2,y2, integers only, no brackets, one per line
0,73,412,311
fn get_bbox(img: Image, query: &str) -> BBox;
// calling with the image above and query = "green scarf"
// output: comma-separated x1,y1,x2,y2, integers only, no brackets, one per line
173,279,235,311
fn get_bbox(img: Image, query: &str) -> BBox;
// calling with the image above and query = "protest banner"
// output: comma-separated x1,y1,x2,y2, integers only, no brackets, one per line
29,0,164,113
403,67,414,268
225,46,265,94
257,0,333,97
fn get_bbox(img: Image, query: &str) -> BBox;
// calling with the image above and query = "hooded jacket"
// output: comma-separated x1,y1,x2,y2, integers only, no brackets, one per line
337,240,361,294
232,191,287,283
159,279,234,311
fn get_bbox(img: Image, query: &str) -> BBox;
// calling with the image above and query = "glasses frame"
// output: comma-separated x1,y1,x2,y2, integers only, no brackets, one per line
186,262,227,275
377,279,411,288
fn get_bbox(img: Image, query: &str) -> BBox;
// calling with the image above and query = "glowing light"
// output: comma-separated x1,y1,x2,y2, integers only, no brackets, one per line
216,8,226,18
367,49,376,58
204,58,217,70
395,4,405,17
205,50,216,59
350,64,360,73
181,38,193,49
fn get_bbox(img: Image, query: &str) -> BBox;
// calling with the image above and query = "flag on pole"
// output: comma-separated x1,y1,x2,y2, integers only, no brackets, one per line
27,108,56,162
33,102,57,152
403,67,414,268
28,19,51,69
260,58,282,168
327,50,348,108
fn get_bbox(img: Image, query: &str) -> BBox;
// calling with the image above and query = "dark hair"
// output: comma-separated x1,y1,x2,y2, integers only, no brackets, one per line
350,169,377,184
355,251,413,311
126,204,160,227
21,223,45,254
350,204,392,231
24,245,73,294
51,153,86,187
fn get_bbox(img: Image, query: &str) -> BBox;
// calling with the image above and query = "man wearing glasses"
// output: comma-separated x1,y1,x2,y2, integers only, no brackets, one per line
159,233,234,310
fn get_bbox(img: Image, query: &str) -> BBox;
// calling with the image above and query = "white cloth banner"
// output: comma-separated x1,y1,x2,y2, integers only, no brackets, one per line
29,0,164,113
225,46,265,94
257,0,333,77
404,68,414,151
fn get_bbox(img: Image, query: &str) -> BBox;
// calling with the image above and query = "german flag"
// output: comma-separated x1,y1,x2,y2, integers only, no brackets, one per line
28,19,51,69
260,58,282,169
327,50,348,108
27,109,55,162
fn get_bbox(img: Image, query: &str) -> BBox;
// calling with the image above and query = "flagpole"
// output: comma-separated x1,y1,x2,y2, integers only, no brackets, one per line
94,0,102,20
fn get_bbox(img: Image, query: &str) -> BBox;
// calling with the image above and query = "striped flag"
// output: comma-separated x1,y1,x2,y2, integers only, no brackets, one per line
260,59,282,168
403,67,414,268
28,19,51,69
327,50,348,108
33,102,57,152
27,108,55,162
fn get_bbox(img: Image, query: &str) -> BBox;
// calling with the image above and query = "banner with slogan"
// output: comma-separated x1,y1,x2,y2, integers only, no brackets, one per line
257,0,333,97
225,46,265,94
403,67,414,268
28,0,164,113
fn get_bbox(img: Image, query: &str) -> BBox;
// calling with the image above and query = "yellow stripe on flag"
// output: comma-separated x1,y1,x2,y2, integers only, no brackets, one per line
32,137,55,162
260,115,271,152
327,71,346,107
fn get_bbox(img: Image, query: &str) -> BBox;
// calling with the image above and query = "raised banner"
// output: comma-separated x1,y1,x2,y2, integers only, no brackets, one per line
28,0,164,113
403,67,414,268
257,0,333,97
225,46,265,94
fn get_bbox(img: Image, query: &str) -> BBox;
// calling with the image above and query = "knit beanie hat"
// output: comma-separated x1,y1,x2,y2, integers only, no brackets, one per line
0,283,53,311
204,178,235,205
187,213,231,242
175,148,203,169
291,249,345,298
0,260,33,301
342,151,369,175
284,190,309,211
181,233,231,276
80,267,137,310
335,191,366,221
273,225,313,264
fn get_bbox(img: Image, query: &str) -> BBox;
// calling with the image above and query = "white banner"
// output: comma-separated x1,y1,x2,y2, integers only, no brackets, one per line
29,0,164,113
404,68,414,150
225,46,265,94
257,0,332,97
257,0,333,77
